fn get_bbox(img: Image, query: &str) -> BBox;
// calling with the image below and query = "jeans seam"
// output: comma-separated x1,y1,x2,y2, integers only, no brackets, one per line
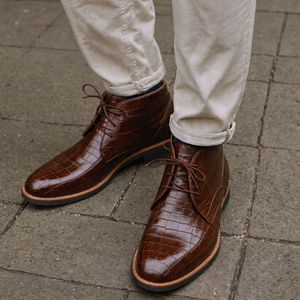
118,0,142,93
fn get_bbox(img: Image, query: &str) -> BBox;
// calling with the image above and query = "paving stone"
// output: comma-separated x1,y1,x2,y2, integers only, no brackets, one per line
250,148,300,241
35,13,79,51
236,239,300,300
128,291,192,300
0,2,62,47
222,145,257,235
275,57,300,85
155,15,174,54
230,81,268,147
280,15,300,57
114,162,165,224
54,161,138,217
0,47,25,92
248,54,273,82
154,0,172,16
261,83,300,150
0,206,144,290
0,269,126,300
2,49,103,126
171,237,241,299
0,203,19,233
0,119,82,204
257,0,300,13
252,12,284,55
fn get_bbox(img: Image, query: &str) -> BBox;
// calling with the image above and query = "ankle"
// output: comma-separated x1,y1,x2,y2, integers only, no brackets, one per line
173,136,202,149
121,81,163,100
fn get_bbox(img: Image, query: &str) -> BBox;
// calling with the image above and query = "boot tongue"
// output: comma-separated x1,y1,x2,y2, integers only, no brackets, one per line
173,142,199,163
106,93,125,106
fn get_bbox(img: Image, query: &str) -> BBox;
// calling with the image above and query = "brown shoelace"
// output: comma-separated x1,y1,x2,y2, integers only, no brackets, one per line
146,145,205,196
83,84,128,138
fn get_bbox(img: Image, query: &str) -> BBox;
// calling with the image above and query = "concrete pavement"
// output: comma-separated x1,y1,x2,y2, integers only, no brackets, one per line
0,0,299,299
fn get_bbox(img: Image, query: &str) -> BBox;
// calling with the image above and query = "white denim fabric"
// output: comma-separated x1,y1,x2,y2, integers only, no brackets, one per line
60,0,256,146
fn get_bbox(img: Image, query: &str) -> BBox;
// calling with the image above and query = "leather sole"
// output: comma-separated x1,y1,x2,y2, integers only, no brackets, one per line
131,185,230,292
21,140,169,206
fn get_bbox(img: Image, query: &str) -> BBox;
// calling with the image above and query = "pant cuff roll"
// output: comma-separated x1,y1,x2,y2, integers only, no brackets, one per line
103,64,166,97
169,115,236,147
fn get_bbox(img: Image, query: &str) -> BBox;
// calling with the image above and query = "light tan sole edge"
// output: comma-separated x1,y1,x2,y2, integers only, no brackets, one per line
22,139,169,203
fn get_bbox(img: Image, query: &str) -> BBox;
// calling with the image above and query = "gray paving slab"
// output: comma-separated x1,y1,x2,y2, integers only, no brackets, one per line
0,203,19,233
2,49,103,126
252,12,284,55
114,162,164,224
248,54,273,82
155,15,174,54
35,13,79,51
171,237,241,299
275,57,300,85
222,145,257,235
257,0,300,13
53,161,138,217
250,148,300,242
261,83,300,150
128,291,195,300
0,268,126,300
235,239,300,300
280,15,300,57
153,0,173,16
0,119,82,204
0,2,62,47
230,81,268,147
0,47,25,92
115,144,257,236
0,206,144,290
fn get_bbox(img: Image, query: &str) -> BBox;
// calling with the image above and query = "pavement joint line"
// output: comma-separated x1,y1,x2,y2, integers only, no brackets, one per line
0,266,207,300
229,12,289,300
21,9,65,58
256,9,300,16
44,205,146,226
273,81,300,86
109,162,140,218
248,235,300,246
247,79,269,84
0,202,28,240
122,291,130,300
0,266,130,293
0,116,86,128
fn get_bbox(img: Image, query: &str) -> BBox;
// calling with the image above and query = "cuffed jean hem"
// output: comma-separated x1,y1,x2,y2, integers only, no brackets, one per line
103,63,166,97
169,115,236,146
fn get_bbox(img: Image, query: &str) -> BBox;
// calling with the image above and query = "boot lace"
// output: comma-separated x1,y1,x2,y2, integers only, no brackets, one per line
146,144,205,196
82,84,128,138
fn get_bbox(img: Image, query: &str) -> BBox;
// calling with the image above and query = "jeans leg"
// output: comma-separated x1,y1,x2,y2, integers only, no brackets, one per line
60,0,165,96
170,0,256,146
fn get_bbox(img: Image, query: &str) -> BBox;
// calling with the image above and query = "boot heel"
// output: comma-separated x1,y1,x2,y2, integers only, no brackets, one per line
142,144,168,164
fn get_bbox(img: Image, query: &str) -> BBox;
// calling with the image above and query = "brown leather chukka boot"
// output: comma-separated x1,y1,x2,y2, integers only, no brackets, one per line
132,136,230,292
22,81,173,205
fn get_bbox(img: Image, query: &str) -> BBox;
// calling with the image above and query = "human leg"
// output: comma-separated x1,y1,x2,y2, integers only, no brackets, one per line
22,0,173,205
132,0,256,291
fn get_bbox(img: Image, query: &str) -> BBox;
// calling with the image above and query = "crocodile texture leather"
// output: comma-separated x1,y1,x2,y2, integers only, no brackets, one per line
133,137,229,289
23,81,172,204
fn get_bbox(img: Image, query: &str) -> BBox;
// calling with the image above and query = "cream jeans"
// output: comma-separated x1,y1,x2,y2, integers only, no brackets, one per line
61,0,256,146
